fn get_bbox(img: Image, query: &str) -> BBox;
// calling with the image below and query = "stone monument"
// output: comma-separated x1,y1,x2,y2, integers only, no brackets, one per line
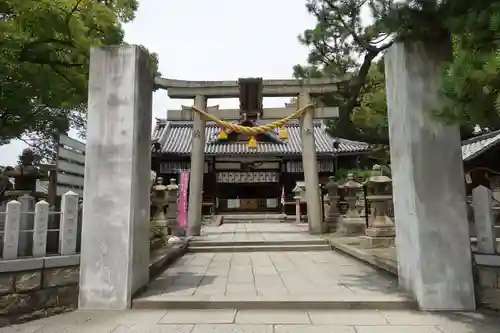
385,39,475,310
79,46,152,310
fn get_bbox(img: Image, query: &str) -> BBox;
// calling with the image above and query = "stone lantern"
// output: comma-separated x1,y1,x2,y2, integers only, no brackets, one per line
4,148,45,198
166,178,183,236
360,165,395,248
337,173,366,235
324,176,341,232
151,177,168,235
292,185,304,223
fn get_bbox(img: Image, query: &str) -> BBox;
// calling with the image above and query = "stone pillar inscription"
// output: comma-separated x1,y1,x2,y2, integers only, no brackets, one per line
79,45,152,310
385,40,475,311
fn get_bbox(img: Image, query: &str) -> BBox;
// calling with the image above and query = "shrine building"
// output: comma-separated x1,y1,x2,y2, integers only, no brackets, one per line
151,78,369,215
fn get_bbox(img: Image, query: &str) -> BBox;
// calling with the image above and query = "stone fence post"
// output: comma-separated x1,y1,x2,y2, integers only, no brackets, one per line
1,198,51,259
60,191,79,255
33,200,49,257
472,185,497,254
2,200,21,259
18,194,35,257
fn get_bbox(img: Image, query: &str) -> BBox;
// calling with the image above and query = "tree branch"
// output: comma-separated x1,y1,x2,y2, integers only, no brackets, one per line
63,0,85,41
342,50,377,116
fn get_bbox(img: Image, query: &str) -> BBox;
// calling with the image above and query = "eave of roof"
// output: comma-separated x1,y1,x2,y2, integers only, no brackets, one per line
461,129,500,162
152,119,369,157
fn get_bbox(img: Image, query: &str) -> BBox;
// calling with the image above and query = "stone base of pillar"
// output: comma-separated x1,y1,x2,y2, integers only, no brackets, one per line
365,225,395,237
188,225,201,237
359,235,395,249
171,226,186,237
336,217,366,236
308,220,326,234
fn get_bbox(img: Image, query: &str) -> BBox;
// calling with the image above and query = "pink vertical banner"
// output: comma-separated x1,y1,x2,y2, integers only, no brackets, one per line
178,170,190,229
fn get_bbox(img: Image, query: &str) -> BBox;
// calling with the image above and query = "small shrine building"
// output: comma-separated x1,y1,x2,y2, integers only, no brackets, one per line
151,79,369,215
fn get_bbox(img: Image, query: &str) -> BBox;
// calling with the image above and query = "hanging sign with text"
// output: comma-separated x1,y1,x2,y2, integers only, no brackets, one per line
178,170,190,229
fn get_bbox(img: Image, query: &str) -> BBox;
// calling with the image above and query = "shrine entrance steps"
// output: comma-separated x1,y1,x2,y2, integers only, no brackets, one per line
194,219,330,252
219,213,286,223
133,222,415,310
188,239,330,253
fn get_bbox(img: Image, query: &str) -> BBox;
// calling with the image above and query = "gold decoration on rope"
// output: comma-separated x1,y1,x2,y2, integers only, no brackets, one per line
190,104,314,148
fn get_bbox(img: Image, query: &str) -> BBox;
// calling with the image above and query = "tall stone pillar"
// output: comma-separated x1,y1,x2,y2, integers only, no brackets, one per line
299,92,322,234
385,40,475,310
79,46,152,310
187,95,207,236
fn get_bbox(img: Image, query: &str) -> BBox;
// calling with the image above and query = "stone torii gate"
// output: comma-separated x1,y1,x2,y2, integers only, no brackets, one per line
79,42,476,313
154,77,339,236
78,45,339,310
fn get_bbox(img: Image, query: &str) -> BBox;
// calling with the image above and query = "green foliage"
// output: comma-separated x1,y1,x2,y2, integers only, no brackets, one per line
150,221,166,240
0,0,159,159
335,164,390,184
295,0,500,144
294,0,393,145
334,168,372,183
436,1,500,130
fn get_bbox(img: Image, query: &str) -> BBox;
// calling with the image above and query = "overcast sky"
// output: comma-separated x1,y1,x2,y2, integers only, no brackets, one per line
0,0,315,166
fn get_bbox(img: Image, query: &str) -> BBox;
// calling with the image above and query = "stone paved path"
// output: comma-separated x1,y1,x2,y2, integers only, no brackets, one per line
3,222,498,332
137,251,405,299
3,308,500,332
134,222,409,305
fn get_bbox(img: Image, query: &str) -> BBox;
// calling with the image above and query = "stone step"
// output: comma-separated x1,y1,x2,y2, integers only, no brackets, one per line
132,295,417,311
220,214,286,223
221,214,285,218
188,244,332,253
189,239,328,247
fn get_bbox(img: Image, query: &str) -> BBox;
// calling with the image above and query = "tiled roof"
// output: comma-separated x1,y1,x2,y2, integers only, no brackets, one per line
153,120,369,156
462,129,500,161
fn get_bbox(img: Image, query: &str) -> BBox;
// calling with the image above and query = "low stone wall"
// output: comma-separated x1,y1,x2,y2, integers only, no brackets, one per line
327,235,500,311
0,255,80,327
0,239,186,327
475,255,500,311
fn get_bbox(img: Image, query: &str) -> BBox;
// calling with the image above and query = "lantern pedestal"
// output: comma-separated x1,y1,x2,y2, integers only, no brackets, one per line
360,234,395,249
337,217,366,236
337,174,365,235
324,197,341,232
361,195,395,248
361,168,396,249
